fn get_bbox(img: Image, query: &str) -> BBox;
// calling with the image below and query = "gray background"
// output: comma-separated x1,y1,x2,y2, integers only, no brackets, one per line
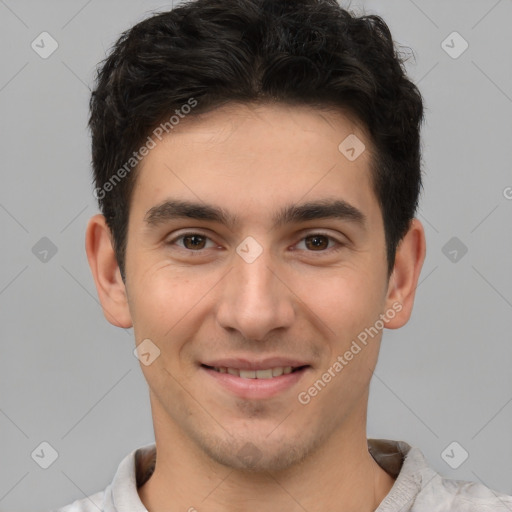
0,0,511,510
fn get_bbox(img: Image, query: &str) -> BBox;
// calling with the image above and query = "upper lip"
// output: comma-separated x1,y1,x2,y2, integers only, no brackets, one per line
201,357,310,371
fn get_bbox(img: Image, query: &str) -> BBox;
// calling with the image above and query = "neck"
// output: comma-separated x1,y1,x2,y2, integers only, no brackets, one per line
138,420,395,512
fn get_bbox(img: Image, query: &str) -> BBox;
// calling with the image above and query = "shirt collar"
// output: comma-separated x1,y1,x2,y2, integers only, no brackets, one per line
106,439,422,511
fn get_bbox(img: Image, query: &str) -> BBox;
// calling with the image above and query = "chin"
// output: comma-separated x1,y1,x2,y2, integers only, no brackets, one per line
193,429,323,473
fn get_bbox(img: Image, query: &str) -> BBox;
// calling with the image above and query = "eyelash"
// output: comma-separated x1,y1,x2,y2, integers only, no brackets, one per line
167,231,345,254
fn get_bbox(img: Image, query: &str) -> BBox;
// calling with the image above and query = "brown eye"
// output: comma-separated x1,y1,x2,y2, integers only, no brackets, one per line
182,234,207,250
168,232,218,253
304,234,330,251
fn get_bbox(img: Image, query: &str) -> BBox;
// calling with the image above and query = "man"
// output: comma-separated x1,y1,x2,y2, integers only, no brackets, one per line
56,0,512,510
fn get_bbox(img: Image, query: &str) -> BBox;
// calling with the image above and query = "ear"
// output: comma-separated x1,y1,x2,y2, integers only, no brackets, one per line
383,218,426,329
85,214,133,328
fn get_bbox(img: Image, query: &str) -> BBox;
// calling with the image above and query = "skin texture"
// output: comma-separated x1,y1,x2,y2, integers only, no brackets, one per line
86,103,426,511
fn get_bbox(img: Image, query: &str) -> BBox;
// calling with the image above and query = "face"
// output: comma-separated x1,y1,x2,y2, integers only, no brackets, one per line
120,103,403,471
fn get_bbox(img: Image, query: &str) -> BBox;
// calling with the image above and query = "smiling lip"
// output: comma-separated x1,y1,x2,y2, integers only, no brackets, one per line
200,357,311,399
201,357,310,371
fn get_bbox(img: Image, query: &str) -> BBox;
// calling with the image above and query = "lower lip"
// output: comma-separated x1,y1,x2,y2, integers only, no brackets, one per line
201,366,310,399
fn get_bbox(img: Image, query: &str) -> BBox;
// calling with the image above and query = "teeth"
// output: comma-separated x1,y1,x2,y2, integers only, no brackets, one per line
240,370,256,379
211,366,302,378
256,369,273,379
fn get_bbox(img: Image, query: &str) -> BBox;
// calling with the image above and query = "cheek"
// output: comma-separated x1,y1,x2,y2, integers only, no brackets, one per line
128,266,194,338
303,268,384,337
129,272,199,386
127,263,224,362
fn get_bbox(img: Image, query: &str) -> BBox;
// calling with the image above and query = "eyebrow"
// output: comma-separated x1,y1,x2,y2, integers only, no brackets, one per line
144,198,367,231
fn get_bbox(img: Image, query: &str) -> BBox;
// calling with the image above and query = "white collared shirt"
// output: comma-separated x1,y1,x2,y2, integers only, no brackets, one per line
53,439,512,511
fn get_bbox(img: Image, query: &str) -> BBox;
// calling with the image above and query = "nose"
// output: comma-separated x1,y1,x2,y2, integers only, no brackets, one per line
216,245,295,341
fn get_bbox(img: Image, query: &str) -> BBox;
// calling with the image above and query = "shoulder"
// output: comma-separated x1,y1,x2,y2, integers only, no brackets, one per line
51,491,105,512
402,443,512,511
49,442,155,512
413,473,512,511
370,440,512,512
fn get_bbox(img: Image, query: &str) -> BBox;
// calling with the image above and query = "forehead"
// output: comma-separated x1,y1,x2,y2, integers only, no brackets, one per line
130,102,380,229
151,102,370,159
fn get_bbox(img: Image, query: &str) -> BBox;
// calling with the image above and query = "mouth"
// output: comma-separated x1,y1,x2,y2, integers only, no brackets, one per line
200,363,311,399
201,364,309,379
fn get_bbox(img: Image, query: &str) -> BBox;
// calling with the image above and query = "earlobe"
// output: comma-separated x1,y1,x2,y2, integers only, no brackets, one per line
85,214,133,328
384,218,426,329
